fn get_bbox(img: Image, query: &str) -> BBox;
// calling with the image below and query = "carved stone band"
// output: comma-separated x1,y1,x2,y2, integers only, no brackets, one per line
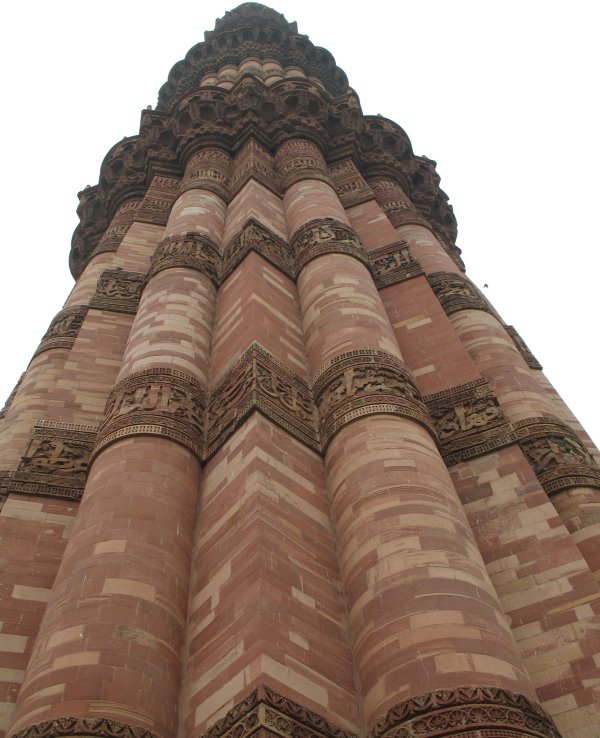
8,421,98,501
206,344,318,457
149,232,220,284
505,324,543,370
10,716,158,738
221,218,294,282
90,268,146,314
427,271,490,316
201,685,356,738
369,687,560,738
95,368,206,460
291,218,370,273
514,416,600,495
424,378,515,465
370,242,423,288
33,306,89,358
312,350,434,449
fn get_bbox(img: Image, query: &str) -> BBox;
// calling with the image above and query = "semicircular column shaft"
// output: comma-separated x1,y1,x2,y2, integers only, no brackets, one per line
277,140,538,730
7,152,228,738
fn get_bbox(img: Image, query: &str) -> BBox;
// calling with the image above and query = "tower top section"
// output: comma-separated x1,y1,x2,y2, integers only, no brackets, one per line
70,3,460,279
157,3,349,111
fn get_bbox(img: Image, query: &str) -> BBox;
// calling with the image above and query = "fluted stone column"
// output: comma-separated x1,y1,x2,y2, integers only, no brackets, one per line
7,151,228,738
277,140,544,734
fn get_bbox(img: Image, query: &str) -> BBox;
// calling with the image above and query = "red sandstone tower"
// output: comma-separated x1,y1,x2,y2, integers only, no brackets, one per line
1,5,600,738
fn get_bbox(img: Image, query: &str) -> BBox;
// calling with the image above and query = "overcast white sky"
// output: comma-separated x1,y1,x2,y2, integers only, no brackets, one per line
1,1,598,447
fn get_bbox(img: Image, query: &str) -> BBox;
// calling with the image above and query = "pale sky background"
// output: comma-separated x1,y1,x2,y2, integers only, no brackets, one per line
1,1,598,447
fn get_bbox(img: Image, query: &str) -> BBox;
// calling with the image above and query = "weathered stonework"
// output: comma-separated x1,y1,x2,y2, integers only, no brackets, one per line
205,343,318,456
8,421,97,500
0,372,25,419
514,416,600,494
313,349,433,448
3,6,599,738
89,268,146,314
425,378,515,465
95,368,206,459
33,305,89,357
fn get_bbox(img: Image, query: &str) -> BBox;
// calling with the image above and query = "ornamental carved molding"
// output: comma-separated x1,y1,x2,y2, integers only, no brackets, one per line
275,140,332,191
221,218,294,282
206,344,318,457
149,232,220,285
505,325,543,370
202,685,356,738
136,176,180,226
514,417,600,495
424,379,515,465
90,268,146,314
0,372,25,419
427,271,490,316
96,369,206,460
91,199,142,258
33,306,89,358
291,218,369,273
329,159,374,208
180,148,232,201
312,350,433,449
231,139,280,197
369,242,423,288
369,687,560,738
10,717,158,738
8,421,98,501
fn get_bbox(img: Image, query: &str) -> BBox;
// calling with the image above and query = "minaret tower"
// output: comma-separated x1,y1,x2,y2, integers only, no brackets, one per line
1,5,600,738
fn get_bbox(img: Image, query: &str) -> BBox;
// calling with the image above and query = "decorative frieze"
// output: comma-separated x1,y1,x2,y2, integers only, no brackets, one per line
96,369,206,459
149,232,220,284
181,148,231,201
33,305,89,357
313,349,433,449
206,344,318,457
369,241,423,288
231,139,279,197
427,271,490,315
92,199,142,257
8,421,98,501
505,324,543,370
514,417,600,495
90,268,146,314
10,717,158,738
202,685,356,738
136,175,180,225
329,159,374,208
0,371,25,419
291,218,370,273
275,140,331,191
425,379,515,465
221,218,294,281
369,687,560,738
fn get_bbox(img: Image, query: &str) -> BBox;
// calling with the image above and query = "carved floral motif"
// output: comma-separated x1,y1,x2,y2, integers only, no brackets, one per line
370,686,560,738
514,417,600,494
313,350,433,448
96,369,206,459
10,716,158,738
